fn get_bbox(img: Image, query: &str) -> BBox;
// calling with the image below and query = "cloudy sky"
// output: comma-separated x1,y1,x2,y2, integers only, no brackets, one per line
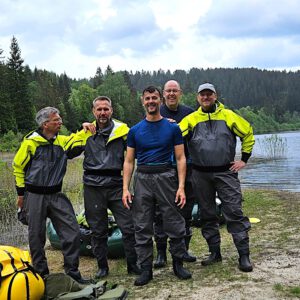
1,0,300,79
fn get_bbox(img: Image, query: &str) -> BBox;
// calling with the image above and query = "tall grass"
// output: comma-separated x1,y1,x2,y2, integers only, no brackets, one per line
258,134,287,159
0,155,85,247
0,159,27,246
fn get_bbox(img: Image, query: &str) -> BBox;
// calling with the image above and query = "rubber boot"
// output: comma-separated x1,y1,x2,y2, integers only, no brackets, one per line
238,253,253,272
172,257,192,280
134,265,153,286
201,245,222,266
95,260,109,279
154,244,167,268
127,257,142,275
183,235,197,262
67,270,93,284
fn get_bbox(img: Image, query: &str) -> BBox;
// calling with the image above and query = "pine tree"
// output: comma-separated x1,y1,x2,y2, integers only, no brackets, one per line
92,67,104,88
7,36,35,132
0,47,17,133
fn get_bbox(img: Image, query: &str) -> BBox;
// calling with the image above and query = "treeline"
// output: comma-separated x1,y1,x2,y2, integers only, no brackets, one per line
1,36,300,145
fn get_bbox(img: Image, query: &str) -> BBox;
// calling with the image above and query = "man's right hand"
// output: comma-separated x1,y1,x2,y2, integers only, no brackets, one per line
16,196,24,208
122,190,133,210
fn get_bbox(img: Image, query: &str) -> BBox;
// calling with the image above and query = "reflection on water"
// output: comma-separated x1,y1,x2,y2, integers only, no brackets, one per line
239,131,300,192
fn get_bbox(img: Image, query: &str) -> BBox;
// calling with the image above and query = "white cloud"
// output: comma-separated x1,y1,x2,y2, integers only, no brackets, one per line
0,0,299,78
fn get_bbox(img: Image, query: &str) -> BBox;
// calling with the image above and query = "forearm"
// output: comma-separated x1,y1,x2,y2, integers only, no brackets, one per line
176,156,186,189
123,160,134,192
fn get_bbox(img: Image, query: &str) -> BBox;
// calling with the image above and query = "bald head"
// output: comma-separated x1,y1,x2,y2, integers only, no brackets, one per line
163,80,182,110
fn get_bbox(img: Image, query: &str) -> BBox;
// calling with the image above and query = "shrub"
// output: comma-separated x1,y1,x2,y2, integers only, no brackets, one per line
0,131,23,152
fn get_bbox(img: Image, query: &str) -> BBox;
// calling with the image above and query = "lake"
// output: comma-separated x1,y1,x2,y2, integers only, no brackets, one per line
239,131,300,192
1,131,300,192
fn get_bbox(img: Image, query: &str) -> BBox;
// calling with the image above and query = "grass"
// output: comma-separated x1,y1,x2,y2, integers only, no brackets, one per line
43,189,300,299
1,156,300,299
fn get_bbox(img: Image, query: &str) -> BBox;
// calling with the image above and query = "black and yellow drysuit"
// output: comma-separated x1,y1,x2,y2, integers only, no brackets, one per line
180,101,255,255
70,119,137,272
13,129,84,279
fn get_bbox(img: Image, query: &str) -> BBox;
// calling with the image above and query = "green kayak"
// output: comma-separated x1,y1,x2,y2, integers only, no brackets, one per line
46,210,125,258
191,197,223,227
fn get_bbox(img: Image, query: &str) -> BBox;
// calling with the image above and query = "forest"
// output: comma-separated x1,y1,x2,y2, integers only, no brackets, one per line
1,36,300,151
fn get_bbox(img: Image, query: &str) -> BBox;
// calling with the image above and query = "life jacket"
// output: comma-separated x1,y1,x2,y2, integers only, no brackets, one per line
0,245,45,300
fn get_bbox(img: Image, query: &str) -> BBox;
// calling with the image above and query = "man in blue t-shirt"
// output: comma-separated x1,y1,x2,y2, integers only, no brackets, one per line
122,86,192,286
154,80,196,268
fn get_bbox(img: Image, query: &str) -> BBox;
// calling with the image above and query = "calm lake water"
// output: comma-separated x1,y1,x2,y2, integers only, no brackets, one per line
1,131,300,192
239,131,300,192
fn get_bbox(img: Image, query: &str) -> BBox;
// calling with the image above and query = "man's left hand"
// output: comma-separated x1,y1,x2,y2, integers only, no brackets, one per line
175,188,186,209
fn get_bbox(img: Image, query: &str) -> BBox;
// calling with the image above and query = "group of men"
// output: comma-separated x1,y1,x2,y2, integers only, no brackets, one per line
13,80,255,287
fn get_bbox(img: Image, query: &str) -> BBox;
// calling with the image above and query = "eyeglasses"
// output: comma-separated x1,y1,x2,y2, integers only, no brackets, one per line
46,117,62,123
164,89,181,93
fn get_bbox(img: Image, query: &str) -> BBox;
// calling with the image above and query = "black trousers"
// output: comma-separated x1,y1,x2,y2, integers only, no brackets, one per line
191,169,251,254
84,185,136,268
154,168,196,249
24,192,80,276
132,169,186,266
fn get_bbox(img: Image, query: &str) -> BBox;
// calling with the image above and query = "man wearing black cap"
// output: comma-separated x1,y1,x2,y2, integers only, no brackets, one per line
180,83,255,272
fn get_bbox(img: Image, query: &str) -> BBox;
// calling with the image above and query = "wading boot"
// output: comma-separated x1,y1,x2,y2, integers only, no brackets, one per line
67,270,93,284
201,245,222,266
238,254,253,272
134,265,153,286
154,248,167,268
127,257,142,275
172,257,192,280
95,267,109,279
95,260,109,279
183,235,197,262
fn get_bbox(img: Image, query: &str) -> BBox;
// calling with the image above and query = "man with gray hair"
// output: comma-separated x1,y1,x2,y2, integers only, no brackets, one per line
13,107,90,283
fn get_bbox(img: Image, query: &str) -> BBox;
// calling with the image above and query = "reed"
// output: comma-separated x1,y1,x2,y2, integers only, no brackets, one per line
257,134,287,160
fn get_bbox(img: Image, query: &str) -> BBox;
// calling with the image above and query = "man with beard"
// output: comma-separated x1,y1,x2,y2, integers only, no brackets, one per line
71,96,139,279
180,83,255,272
153,80,196,268
122,86,192,286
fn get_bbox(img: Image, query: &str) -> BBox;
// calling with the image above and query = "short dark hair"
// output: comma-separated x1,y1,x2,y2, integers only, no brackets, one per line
142,86,163,99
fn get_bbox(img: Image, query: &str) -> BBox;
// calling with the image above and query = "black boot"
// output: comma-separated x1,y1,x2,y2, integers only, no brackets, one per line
239,254,253,272
127,258,142,275
67,270,93,284
154,249,167,268
95,260,109,279
134,265,153,286
95,267,109,279
183,235,197,262
201,245,222,266
172,257,192,280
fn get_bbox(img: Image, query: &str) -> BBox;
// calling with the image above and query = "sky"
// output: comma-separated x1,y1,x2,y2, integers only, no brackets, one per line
1,0,300,79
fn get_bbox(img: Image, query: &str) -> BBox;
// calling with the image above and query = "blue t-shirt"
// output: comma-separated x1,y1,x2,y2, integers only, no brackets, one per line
127,118,183,165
